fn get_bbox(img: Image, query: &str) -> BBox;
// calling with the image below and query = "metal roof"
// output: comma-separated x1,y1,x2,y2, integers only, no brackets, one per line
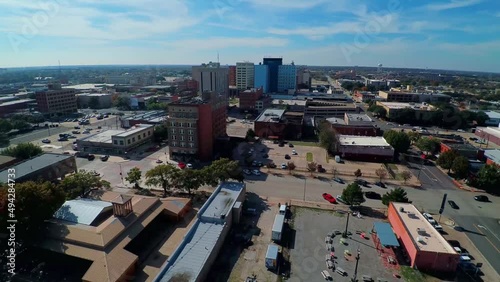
201,182,243,220
373,222,400,247
485,149,500,164
53,199,113,226
0,153,73,181
266,244,279,259
272,214,285,232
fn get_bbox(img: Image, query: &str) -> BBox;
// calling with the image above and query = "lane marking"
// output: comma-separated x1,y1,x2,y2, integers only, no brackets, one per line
474,224,500,253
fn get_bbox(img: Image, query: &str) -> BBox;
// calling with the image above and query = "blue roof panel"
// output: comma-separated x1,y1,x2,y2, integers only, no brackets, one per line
374,222,400,247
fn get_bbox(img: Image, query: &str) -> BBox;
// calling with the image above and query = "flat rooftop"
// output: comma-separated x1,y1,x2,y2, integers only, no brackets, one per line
443,142,478,151
485,149,500,164
391,202,456,254
0,99,35,106
114,124,153,137
0,153,73,180
326,117,346,125
155,182,245,282
379,102,435,110
338,135,391,147
80,130,124,143
271,99,307,106
346,113,372,122
63,84,114,90
256,109,285,123
477,126,500,138
484,111,500,119
76,93,111,97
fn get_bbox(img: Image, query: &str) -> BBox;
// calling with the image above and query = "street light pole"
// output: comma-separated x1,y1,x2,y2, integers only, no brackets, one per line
343,212,350,238
351,248,361,282
303,178,306,201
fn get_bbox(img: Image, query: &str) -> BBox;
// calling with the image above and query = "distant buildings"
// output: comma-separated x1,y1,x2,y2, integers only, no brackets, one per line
228,65,236,87
105,75,155,86
0,98,36,117
191,62,229,99
236,62,254,90
475,127,500,146
253,108,303,140
326,113,380,136
483,111,500,126
378,90,451,103
167,92,227,161
304,100,360,117
263,57,283,93
278,64,297,93
296,68,311,87
76,93,112,109
337,135,394,162
254,64,270,93
121,111,167,128
353,90,377,102
239,87,264,112
484,149,500,166
77,124,154,155
376,101,436,120
35,83,77,116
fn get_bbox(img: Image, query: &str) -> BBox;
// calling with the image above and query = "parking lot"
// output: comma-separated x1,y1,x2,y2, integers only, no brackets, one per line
289,207,395,282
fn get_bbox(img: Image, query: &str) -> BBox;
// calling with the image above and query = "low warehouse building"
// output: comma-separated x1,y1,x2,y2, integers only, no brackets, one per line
337,135,394,162
388,202,459,273
77,124,154,155
0,153,76,182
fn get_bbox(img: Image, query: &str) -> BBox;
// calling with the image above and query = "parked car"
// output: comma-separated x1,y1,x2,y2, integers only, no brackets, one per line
422,213,436,224
278,143,284,147
156,159,163,164
186,163,193,169
474,195,489,202
354,179,369,186
281,163,287,169
374,181,386,188
74,126,80,129
364,191,381,199
288,143,294,148
336,195,346,204
243,169,251,175
58,137,68,142
42,139,51,144
252,169,261,176
322,193,336,204
317,164,326,173
72,130,80,134
292,149,297,155
87,154,95,161
100,155,109,161
284,154,291,159
332,177,344,184
448,200,459,209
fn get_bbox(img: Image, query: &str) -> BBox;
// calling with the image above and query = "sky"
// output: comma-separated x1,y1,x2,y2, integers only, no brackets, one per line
0,0,499,72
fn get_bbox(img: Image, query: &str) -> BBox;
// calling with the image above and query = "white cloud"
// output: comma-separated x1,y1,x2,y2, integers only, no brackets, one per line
425,0,482,11
162,37,289,50
243,0,328,9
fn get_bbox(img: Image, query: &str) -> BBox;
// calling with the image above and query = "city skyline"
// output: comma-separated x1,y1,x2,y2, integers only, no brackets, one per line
0,0,499,72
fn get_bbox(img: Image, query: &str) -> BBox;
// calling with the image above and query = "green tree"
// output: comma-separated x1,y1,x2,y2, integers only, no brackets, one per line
354,168,362,178
58,170,111,199
407,131,421,144
1,142,43,159
318,121,338,153
341,183,365,206
383,130,411,153
381,187,410,206
202,158,244,186
375,168,387,182
436,150,459,172
88,96,100,109
372,106,387,117
153,124,169,142
245,129,256,141
475,164,500,193
287,161,296,174
400,171,413,184
307,162,317,176
125,167,142,189
145,164,180,197
11,120,31,131
474,111,489,126
416,137,440,155
0,119,13,132
175,169,204,196
0,132,9,147
451,156,469,179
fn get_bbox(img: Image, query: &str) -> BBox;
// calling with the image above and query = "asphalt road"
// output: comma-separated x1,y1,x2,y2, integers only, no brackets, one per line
408,164,456,190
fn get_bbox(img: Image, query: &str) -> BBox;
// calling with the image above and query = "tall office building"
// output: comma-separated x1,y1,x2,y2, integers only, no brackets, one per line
236,62,254,90
228,66,236,86
35,83,77,116
263,57,283,93
278,64,297,93
167,92,227,161
254,64,269,93
191,62,229,99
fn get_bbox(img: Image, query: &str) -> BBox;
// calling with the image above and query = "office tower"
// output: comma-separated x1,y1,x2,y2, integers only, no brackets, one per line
254,64,269,93
263,57,283,93
236,62,255,90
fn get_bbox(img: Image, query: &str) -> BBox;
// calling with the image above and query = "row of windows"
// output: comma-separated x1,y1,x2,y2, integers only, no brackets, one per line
112,131,151,145
171,135,194,141
171,129,194,135
171,142,196,148
170,121,195,127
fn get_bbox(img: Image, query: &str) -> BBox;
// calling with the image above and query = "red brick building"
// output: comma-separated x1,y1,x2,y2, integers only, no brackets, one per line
440,141,484,160
229,66,236,87
175,79,198,92
35,83,77,115
167,92,227,161
239,87,263,111
475,127,500,146
326,113,380,136
0,99,35,117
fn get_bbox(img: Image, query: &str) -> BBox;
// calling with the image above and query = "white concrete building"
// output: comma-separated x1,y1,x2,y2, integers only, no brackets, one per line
236,62,254,90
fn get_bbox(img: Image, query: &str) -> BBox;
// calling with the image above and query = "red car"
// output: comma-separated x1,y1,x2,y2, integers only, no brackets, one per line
322,193,336,204
177,162,186,169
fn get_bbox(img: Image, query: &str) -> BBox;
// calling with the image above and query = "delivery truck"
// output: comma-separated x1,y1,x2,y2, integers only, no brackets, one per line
271,214,285,242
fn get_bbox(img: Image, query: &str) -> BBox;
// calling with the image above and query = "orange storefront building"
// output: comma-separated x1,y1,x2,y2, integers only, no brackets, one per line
388,202,460,272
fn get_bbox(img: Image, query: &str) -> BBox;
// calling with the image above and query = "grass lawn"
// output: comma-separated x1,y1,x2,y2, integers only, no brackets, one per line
388,164,398,170
291,141,320,147
400,266,426,282
306,152,313,162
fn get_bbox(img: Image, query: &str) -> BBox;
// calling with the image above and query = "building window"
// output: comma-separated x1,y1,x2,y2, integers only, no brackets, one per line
113,140,117,145
138,135,141,140
188,136,193,141
189,143,194,148
120,140,124,145
132,137,135,142
148,131,151,136
188,130,194,135
172,135,177,140
181,136,185,141
172,141,177,147
171,129,176,134
127,139,131,144
170,121,175,126
143,133,146,137
180,142,186,147
180,129,184,134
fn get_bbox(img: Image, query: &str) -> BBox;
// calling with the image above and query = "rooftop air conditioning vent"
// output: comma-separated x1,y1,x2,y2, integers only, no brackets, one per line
399,207,404,212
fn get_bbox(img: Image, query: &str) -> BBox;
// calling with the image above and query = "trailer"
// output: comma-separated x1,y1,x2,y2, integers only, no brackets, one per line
265,244,279,270
272,214,285,241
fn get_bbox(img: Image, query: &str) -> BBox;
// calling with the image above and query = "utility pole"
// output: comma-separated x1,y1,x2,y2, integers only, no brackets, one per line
343,212,351,238
351,248,361,282
303,178,306,201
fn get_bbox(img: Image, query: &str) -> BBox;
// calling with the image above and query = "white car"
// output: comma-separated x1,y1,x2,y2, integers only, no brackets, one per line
457,129,465,132
243,169,251,175
281,163,287,169
292,149,298,155
422,213,436,224
252,169,261,176
187,163,193,169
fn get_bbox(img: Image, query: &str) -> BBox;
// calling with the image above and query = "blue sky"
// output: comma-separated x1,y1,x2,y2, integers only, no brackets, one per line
0,0,499,72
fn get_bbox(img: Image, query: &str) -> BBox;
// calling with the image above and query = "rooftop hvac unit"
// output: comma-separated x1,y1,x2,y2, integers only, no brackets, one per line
417,237,425,243
399,207,404,212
